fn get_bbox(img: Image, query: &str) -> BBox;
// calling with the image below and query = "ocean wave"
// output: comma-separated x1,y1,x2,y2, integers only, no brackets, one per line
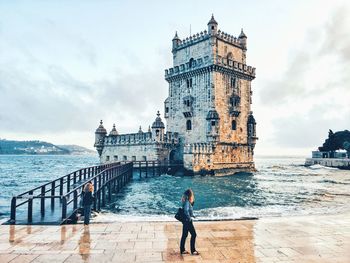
93,204,350,223
309,164,339,170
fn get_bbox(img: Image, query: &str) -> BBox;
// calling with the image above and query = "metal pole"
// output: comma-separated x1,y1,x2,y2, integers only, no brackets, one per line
60,178,64,196
153,161,155,176
10,197,16,223
28,190,33,223
62,196,67,222
51,181,55,208
139,162,141,178
73,190,78,210
41,186,45,216
102,186,106,207
73,171,77,185
67,174,71,194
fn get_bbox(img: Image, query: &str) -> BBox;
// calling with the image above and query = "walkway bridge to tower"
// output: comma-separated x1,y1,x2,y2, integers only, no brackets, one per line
5,160,183,225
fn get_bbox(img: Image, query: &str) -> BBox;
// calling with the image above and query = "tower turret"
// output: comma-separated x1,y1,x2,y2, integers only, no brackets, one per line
207,14,218,35
172,31,181,53
151,111,165,142
247,112,257,147
239,28,247,50
94,120,107,157
109,124,119,136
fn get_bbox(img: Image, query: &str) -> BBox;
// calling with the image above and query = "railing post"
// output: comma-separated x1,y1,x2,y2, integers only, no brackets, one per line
73,171,77,185
139,162,141,178
79,170,82,181
51,181,55,208
102,185,106,207
130,163,133,181
93,176,97,190
41,186,45,216
67,174,71,194
108,181,112,202
60,178,64,196
98,173,102,191
73,190,78,210
97,191,101,211
62,196,67,222
10,197,16,223
28,190,33,223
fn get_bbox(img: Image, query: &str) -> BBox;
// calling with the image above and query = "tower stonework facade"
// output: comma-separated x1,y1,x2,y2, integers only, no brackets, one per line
94,15,257,176
164,15,257,175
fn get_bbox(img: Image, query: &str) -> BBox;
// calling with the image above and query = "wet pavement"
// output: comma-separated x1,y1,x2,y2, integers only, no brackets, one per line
0,213,349,262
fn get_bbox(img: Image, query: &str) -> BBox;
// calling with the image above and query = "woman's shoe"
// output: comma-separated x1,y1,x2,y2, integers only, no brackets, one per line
191,251,200,255
181,250,189,255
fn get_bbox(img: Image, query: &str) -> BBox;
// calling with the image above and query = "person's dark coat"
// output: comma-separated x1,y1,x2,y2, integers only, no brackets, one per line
82,191,94,206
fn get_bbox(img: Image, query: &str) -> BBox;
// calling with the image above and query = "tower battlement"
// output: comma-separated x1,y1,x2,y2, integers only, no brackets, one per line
165,57,256,80
103,131,179,146
174,29,245,52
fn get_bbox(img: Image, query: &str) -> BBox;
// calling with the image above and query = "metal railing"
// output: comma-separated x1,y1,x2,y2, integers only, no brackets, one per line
9,162,133,224
121,160,183,178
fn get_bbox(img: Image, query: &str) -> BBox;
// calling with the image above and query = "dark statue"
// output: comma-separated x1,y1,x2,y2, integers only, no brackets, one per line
319,129,350,156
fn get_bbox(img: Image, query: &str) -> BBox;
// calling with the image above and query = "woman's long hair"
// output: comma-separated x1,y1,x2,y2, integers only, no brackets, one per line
182,189,194,204
84,181,93,193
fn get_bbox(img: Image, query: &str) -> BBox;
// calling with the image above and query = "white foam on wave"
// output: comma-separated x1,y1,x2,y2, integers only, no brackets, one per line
92,204,350,223
309,164,339,170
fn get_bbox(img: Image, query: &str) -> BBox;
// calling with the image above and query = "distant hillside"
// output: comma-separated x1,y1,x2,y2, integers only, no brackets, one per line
0,139,95,155
57,145,95,155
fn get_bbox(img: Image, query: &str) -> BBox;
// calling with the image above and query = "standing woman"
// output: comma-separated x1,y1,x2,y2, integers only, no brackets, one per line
180,189,199,255
82,181,94,225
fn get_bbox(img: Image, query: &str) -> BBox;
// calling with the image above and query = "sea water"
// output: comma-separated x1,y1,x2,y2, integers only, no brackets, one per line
1,155,350,222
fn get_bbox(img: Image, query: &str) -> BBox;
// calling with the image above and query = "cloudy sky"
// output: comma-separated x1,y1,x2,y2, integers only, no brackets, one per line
0,0,349,156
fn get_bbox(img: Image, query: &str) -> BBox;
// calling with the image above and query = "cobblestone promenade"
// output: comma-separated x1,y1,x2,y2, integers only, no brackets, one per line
0,213,349,262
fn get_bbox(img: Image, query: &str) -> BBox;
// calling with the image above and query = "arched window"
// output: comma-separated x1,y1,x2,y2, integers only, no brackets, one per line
227,52,233,60
186,120,192,131
231,120,236,130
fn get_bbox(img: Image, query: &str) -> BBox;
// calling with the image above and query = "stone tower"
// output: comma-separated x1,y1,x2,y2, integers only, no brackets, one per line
164,15,257,175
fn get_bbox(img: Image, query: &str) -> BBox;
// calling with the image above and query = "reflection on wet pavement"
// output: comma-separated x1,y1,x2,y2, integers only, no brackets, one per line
0,213,349,262
79,226,91,261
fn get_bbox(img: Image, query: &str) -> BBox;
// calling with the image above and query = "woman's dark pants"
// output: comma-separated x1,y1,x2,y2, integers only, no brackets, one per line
180,220,197,253
83,205,91,225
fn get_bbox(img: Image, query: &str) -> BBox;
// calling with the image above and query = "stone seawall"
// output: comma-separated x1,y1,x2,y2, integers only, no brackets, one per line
305,158,350,169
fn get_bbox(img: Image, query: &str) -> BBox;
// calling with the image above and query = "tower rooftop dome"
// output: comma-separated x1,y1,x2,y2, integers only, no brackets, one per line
109,124,119,136
239,28,247,38
95,120,107,134
151,111,165,129
172,31,180,40
207,14,218,25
